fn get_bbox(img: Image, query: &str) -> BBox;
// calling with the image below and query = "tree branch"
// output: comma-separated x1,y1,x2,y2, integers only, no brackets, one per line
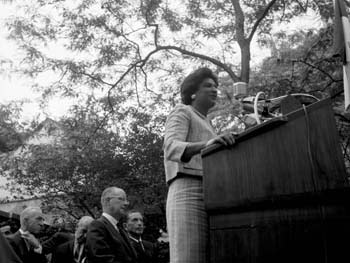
143,2,160,47
248,0,279,42
231,0,245,46
295,59,337,82
134,68,143,107
140,67,161,95
78,71,114,86
157,45,240,81
106,45,240,112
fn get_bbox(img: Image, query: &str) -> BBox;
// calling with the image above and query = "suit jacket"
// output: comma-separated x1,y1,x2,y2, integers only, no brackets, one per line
51,240,75,263
6,231,47,263
0,231,22,263
129,238,158,263
86,216,137,263
42,232,74,255
164,104,217,183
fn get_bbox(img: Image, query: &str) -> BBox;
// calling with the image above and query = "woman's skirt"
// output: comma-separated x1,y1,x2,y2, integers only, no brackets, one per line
166,176,208,263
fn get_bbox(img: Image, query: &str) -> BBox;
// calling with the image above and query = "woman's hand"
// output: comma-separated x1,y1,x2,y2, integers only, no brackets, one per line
206,133,235,147
181,134,235,162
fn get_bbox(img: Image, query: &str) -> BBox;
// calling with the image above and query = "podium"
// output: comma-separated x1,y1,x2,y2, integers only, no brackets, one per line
202,98,350,263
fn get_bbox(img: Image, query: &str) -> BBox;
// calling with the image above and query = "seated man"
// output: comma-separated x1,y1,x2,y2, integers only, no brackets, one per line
123,210,158,263
6,206,47,263
85,186,137,263
51,216,94,263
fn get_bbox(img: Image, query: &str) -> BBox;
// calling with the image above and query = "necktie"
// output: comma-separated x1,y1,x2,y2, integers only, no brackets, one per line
22,238,31,251
120,229,138,257
138,240,145,252
74,243,84,263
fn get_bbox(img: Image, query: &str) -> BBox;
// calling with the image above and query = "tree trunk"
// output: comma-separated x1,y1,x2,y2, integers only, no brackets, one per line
240,40,251,83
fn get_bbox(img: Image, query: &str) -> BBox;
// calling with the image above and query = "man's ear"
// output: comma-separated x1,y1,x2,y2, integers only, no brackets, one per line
21,218,29,231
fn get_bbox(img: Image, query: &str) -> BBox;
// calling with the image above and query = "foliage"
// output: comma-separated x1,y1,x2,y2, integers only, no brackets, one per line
0,102,26,153
1,98,167,236
248,22,350,174
4,0,331,107
249,23,342,99
4,0,339,142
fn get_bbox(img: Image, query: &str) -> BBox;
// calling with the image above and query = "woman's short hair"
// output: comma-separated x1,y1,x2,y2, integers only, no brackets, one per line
180,67,218,105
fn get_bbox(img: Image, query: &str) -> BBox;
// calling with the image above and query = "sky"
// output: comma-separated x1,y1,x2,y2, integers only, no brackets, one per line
0,1,325,122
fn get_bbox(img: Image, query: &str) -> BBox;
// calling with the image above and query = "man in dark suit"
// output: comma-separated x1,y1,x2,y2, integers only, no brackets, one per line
42,231,74,255
85,187,137,263
6,206,47,263
51,216,94,263
123,211,158,263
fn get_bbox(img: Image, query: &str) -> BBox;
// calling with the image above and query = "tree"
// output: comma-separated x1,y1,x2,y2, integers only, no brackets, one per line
4,0,338,154
250,23,341,97
4,0,332,110
4,0,346,205
1,98,167,234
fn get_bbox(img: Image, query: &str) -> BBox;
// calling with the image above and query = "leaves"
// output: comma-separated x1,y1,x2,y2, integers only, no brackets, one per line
1,99,167,228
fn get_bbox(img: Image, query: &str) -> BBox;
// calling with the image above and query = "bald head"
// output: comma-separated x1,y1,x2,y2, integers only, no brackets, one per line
77,216,94,229
20,207,44,234
101,187,129,220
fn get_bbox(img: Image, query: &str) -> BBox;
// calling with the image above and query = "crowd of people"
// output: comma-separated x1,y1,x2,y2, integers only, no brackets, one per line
0,186,161,263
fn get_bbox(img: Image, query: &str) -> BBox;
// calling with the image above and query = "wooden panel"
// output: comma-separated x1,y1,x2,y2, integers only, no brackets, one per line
202,99,349,262
209,204,350,263
202,99,348,211
209,200,350,229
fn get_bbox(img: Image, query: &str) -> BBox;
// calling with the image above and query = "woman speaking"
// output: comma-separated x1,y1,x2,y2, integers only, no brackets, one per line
164,67,235,263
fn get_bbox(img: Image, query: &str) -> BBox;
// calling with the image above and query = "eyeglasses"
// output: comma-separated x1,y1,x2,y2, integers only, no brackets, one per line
108,196,128,202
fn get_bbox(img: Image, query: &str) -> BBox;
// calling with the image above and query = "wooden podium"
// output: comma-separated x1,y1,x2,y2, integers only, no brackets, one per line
202,98,350,263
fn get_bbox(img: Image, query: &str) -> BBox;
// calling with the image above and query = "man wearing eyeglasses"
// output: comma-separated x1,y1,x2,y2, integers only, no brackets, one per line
85,187,137,263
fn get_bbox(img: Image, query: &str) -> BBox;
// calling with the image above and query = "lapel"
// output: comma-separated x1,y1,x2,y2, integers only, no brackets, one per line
13,231,29,258
100,216,137,259
10,231,47,263
119,227,138,258
67,240,75,255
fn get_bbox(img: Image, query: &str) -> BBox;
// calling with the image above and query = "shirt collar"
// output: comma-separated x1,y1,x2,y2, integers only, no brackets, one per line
19,229,31,250
102,212,119,228
128,235,142,243
19,228,27,235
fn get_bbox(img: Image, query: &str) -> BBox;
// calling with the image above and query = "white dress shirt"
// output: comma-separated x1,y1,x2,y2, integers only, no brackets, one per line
102,212,119,232
19,228,42,253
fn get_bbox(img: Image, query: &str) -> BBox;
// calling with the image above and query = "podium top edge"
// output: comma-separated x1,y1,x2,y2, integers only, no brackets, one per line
201,97,332,157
